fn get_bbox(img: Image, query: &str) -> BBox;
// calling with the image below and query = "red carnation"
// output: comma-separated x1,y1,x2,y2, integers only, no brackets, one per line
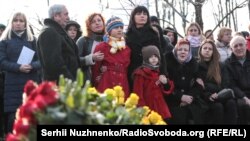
13,118,30,136
23,80,37,96
18,101,39,123
6,134,20,141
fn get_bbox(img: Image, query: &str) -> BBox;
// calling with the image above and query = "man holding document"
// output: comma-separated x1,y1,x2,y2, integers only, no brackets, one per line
0,12,41,134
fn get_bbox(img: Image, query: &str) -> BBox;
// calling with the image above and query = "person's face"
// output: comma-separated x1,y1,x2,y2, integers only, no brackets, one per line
12,15,26,32
67,25,77,40
110,26,124,39
205,31,214,41
187,26,199,36
201,43,213,61
231,41,247,59
134,11,148,28
221,31,232,43
90,15,104,33
148,55,159,66
0,29,5,37
176,44,190,63
151,21,159,26
54,7,69,28
166,32,175,43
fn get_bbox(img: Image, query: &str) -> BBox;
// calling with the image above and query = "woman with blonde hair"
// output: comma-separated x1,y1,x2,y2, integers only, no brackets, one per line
0,12,41,133
215,27,232,62
185,22,204,59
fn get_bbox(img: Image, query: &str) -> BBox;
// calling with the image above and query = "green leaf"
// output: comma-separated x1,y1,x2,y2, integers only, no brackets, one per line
76,68,84,87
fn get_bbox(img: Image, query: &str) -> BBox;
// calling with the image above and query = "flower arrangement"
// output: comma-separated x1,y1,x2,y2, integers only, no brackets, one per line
6,69,166,141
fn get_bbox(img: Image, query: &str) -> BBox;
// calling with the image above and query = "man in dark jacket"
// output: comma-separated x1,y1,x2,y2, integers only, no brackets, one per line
37,4,80,82
225,36,250,124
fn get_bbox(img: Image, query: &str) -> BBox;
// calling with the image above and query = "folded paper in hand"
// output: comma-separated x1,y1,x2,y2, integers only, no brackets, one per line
17,46,35,65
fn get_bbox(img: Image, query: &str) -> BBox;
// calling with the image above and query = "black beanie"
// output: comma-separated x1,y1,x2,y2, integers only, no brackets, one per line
141,45,160,64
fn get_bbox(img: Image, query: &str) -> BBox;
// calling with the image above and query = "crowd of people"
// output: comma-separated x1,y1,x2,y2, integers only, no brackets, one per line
0,3,250,138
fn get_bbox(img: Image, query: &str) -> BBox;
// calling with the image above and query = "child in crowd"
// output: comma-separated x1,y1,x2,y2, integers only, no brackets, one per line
132,45,174,120
65,20,82,42
92,16,131,98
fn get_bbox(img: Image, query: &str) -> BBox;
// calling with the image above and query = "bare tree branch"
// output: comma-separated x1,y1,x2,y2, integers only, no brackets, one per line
163,0,190,23
209,0,248,37
119,0,131,16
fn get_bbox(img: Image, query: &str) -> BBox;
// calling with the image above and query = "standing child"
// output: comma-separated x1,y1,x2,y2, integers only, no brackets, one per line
132,45,174,120
92,16,131,98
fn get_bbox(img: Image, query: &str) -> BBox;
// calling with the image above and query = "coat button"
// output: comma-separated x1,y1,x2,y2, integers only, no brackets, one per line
181,89,185,92
182,77,185,80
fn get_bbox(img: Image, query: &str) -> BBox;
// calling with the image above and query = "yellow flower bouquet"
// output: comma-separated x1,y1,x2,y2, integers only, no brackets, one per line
6,69,166,141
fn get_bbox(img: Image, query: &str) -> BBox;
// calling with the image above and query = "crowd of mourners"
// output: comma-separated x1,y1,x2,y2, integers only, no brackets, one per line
0,3,250,138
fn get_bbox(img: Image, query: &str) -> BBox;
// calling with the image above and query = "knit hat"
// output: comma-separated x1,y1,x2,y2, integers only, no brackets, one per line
106,16,124,33
65,20,80,30
142,45,160,64
0,24,6,30
150,16,159,24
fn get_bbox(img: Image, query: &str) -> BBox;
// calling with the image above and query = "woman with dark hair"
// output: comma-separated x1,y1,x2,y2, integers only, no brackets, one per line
152,24,174,55
126,5,166,90
164,27,178,46
76,13,106,82
197,39,237,124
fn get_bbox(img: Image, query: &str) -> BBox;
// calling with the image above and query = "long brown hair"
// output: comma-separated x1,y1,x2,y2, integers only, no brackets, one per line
198,39,221,85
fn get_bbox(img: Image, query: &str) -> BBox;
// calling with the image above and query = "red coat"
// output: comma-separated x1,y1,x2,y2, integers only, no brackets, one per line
92,42,131,98
133,67,174,119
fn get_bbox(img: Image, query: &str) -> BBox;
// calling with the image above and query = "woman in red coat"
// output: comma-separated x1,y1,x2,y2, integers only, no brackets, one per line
132,45,174,120
92,16,131,98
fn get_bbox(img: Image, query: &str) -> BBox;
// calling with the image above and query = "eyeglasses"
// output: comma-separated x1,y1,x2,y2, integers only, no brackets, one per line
233,43,244,48
189,29,198,32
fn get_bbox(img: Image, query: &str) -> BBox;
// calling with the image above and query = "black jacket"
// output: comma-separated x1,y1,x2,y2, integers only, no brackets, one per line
37,19,80,82
225,50,250,98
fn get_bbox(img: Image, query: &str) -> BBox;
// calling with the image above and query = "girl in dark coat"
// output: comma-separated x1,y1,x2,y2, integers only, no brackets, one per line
0,12,41,133
125,6,166,91
133,45,174,120
197,39,237,124
165,39,205,124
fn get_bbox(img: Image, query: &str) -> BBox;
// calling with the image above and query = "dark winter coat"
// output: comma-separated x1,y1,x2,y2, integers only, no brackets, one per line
165,52,206,124
0,31,40,112
197,61,230,101
225,50,250,98
165,52,203,106
126,26,165,90
37,18,80,82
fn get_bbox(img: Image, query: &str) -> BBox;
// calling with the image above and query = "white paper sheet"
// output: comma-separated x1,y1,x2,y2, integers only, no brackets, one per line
17,46,35,65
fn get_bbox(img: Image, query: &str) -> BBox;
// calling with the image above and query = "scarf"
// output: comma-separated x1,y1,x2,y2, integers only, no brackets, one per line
187,35,201,47
103,35,126,54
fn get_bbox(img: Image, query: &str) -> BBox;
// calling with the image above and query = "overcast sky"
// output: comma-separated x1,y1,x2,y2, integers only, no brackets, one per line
0,0,249,36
